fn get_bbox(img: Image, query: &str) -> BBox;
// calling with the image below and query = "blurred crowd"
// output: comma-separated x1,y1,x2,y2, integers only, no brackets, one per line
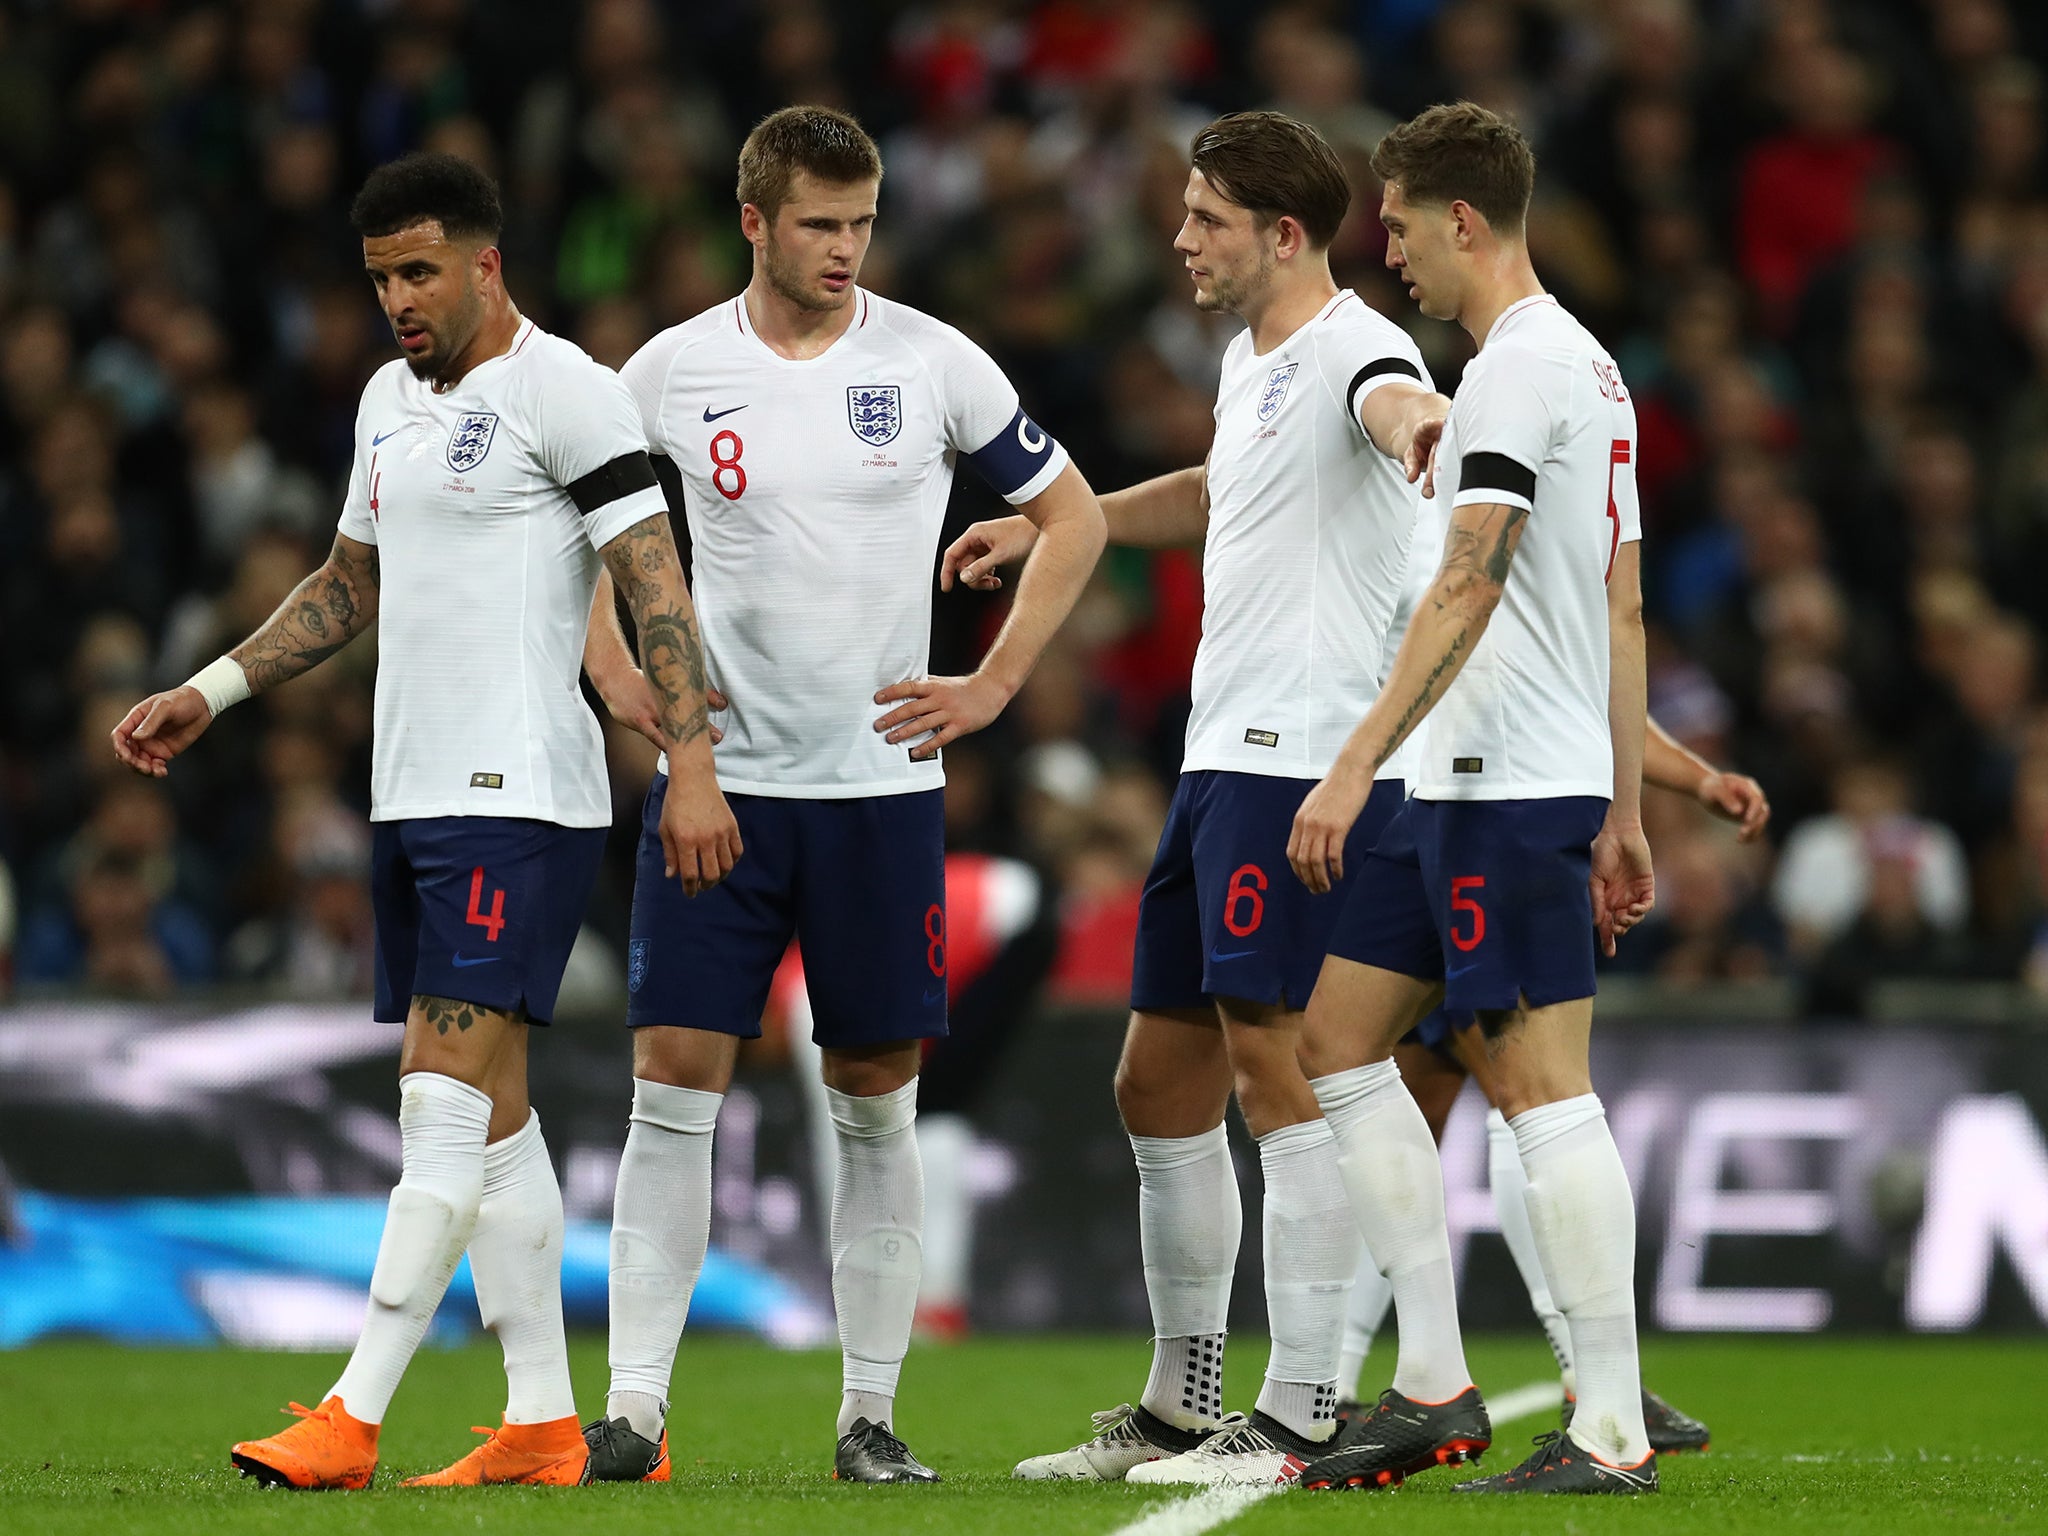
4,0,2048,1018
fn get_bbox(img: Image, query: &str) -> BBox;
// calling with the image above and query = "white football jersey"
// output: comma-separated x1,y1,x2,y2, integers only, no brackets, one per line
624,289,1068,799
1415,294,1642,802
1185,289,1430,778
336,320,666,825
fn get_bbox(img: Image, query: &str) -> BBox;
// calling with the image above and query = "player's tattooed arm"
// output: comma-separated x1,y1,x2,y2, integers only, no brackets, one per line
1287,499,1525,892
597,513,742,895
229,533,382,693
582,567,727,751
599,513,713,752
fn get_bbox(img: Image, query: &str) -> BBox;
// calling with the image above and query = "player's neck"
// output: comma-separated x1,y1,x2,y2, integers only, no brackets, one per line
743,275,858,360
432,302,524,392
1457,249,1545,350
1242,266,1339,356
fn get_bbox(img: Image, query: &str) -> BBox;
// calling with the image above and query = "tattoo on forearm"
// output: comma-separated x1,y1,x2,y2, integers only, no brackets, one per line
604,516,711,749
232,536,380,692
416,994,485,1036
1442,504,1527,587
1373,626,1471,772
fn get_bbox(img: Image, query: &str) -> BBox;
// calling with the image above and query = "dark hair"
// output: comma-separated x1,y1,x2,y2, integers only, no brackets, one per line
1371,102,1536,233
350,152,503,243
1189,111,1352,248
737,105,882,218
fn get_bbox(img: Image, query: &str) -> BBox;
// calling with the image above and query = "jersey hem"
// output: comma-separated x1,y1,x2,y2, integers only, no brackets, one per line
1179,751,1336,780
713,773,944,799
369,802,613,827
1412,781,1613,803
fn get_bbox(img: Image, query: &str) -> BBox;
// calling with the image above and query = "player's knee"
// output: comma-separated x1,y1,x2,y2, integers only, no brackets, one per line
630,1026,737,1093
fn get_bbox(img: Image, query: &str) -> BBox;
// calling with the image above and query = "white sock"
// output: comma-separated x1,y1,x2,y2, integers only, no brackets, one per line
1252,1119,1350,1443
1312,1062,1472,1404
1511,1094,1649,1464
1130,1126,1240,1431
916,1112,974,1314
829,1080,923,1435
467,1112,575,1423
1487,1107,1575,1391
1339,1243,1393,1399
606,1078,722,1439
328,1072,491,1423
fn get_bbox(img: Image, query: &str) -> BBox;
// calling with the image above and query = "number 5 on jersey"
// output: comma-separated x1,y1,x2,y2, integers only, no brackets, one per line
711,429,746,500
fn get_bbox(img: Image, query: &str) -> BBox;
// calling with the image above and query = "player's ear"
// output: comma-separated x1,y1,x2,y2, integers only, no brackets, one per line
1273,213,1307,262
740,202,767,245
474,244,503,289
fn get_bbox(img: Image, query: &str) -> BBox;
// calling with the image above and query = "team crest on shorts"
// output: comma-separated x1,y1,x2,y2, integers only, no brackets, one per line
847,385,902,446
446,411,500,472
1258,363,1299,422
627,939,649,994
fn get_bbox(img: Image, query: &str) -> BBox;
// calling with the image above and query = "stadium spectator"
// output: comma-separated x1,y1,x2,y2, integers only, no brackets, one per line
0,0,2044,1013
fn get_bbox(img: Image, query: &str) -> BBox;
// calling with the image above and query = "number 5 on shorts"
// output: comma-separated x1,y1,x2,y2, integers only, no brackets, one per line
1450,876,1486,952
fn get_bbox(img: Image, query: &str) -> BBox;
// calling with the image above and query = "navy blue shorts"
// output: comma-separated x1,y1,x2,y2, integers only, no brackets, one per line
1403,1006,1472,1060
1131,771,1406,1014
1329,795,1608,1013
370,816,606,1025
626,778,948,1047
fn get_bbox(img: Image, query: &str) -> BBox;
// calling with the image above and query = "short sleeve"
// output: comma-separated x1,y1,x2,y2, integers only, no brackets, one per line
337,400,377,544
618,329,683,459
530,348,668,551
1613,402,1642,545
1314,314,1433,445
929,323,1070,504
1449,349,1553,514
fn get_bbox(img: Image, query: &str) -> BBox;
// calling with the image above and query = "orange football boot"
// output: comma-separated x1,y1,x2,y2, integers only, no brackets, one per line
402,1414,590,1486
230,1396,380,1490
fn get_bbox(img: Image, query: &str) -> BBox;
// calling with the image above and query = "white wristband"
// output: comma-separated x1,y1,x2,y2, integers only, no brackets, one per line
186,656,251,719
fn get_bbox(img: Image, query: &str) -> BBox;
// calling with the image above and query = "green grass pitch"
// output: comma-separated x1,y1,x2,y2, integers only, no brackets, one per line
0,1334,2041,1534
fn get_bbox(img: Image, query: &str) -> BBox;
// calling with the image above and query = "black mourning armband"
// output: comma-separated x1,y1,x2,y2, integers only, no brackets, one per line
566,452,659,516
1457,451,1537,505
1344,356,1423,422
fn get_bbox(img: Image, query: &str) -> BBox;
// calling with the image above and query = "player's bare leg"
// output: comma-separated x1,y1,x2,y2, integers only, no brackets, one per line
1451,996,1653,1489
1296,958,1491,1491
1128,1001,1355,1488
1016,1010,1233,1480
588,1024,741,1482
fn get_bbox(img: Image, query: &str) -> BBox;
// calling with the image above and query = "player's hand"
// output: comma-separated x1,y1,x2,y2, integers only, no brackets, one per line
1288,764,1372,894
873,672,1010,759
110,686,214,777
657,759,742,897
941,515,1040,592
1696,771,1770,843
1406,414,1446,499
1589,820,1655,957
592,666,726,748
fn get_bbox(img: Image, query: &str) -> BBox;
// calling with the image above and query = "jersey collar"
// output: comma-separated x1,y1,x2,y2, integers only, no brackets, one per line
1482,293,1558,347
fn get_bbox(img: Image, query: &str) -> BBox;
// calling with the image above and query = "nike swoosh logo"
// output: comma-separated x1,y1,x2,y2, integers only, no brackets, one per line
922,985,946,1006
370,426,405,446
703,405,748,422
450,954,500,968
1209,948,1257,962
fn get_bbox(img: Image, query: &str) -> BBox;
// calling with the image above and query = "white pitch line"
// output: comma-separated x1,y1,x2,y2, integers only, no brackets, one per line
1108,1482,1284,1536
1104,1380,1559,1536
